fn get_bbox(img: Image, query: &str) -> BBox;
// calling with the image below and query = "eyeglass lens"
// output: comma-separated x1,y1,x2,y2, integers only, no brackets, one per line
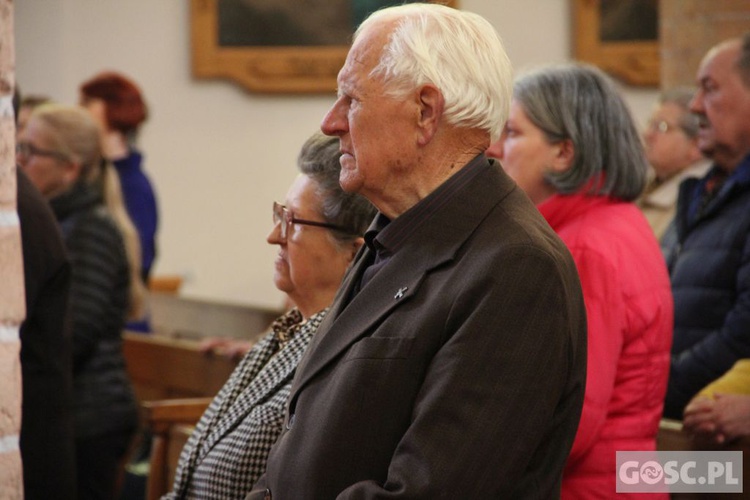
16,142,65,160
272,202,288,239
648,120,675,134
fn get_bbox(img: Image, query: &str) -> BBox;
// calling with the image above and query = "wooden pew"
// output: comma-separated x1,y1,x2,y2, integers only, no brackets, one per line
657,419,749,499
123,333,241,499
141,398,211,500
123,331,239,402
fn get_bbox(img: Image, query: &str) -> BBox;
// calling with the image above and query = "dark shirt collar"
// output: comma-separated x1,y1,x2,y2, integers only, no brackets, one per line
366,153,488,258
688,152,750,221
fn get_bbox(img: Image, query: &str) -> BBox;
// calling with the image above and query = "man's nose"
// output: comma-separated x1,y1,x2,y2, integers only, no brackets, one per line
321,100,347,137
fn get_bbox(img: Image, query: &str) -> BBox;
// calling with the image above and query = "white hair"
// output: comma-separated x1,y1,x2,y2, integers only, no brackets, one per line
356,3,512,142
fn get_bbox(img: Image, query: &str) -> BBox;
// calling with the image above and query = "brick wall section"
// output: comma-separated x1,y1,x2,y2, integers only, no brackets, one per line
0,0,25,498
661,0,750,88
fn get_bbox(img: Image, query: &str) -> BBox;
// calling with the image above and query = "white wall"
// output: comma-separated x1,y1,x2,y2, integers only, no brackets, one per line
15,0,658,309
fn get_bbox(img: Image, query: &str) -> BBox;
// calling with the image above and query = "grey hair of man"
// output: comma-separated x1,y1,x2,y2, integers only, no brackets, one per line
514,63,647,201
659,86,701,138
297,132,376,245
356,3,513,143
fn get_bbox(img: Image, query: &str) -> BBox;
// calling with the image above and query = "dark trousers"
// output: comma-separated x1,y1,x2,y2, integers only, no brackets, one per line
75,429,134,500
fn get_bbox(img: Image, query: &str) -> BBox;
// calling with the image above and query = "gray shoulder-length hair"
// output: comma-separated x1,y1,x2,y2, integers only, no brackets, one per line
514,63,647,201
297,132,376,244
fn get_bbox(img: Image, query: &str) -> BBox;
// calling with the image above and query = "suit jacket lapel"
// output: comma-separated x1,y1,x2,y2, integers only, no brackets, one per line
291,244,370,381
289,159,516,403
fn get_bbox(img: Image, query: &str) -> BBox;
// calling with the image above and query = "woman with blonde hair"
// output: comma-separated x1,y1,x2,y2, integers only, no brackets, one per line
18,104,146,500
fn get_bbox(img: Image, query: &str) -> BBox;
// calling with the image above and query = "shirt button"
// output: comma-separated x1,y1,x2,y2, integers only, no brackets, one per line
264,488,272,500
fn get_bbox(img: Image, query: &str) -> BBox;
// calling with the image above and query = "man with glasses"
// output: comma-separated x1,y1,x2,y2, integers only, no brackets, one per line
248,4,587,499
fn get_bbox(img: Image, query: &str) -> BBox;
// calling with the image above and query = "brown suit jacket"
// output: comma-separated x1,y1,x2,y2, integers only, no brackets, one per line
248,159,587,499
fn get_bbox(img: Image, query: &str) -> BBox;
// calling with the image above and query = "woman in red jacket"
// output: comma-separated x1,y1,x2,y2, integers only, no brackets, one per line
488,63,673,499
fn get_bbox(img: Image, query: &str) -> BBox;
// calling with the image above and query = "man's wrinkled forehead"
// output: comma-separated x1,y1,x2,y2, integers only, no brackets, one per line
338,24,391,85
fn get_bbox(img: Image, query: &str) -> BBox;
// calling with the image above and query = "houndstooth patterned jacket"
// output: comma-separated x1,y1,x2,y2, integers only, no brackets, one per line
163,308,327,500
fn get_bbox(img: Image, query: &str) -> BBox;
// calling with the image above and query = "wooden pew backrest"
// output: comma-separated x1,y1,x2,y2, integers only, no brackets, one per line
123,332,239,402
142,398,211,500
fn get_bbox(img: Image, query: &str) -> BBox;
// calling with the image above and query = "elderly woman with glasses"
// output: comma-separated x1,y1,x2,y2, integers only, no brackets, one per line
487,64,673,499
165,132,375,500
17,104,146,500
638,87,711,240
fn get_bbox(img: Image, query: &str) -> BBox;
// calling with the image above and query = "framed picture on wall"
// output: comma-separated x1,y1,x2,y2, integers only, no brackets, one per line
572,0,660,87
191,0,458,94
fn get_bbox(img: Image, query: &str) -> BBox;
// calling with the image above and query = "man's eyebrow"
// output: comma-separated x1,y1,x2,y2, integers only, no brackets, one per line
698,76,714,87
337,79,355,97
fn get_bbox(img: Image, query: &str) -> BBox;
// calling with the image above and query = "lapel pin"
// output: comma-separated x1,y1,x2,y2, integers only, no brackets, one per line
394,286,408,300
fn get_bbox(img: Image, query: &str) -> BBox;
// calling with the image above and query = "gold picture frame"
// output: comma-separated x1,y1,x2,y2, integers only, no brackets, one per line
191,0,458,94
572,0,660,87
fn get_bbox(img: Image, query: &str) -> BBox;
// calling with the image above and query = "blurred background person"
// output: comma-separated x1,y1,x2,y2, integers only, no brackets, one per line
18,104,147,500
80,71,158,286
14,87,76,500
16,92,51,135
487,63,673,499
638,87,710,241
165,132,375,499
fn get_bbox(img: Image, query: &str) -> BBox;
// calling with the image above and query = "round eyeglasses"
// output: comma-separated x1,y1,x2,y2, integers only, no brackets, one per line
272,201,354,240
647,119,680,135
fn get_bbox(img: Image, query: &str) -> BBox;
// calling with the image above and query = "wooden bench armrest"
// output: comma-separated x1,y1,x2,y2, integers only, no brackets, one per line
142,398,212,429
144,398,212,500
659,418,683,432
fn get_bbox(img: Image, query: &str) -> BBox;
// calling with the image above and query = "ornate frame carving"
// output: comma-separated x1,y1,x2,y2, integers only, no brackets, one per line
191,0,458,94
572,0,660,87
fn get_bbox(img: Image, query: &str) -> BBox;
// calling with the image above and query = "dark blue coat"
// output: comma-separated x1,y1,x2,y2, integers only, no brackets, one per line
113,149,158,281
663,154,750,418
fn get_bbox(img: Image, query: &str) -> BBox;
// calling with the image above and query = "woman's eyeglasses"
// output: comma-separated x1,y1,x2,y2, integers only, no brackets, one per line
16,142,69,162
272,202,353,240
646,119,681,135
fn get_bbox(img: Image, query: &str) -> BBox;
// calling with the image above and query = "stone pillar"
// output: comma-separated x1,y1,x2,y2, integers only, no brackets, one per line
661,0,750,88
0,0,25,498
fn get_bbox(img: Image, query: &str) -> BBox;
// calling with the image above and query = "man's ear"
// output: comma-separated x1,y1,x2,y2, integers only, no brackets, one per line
416,84,444,146
550,139,575,174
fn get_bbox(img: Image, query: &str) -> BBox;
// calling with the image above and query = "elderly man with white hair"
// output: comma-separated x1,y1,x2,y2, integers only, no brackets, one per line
247,3,587,499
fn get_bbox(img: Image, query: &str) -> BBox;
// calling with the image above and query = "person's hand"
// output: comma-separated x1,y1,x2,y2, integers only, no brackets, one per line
684,393,750,444
710,394,750,442
199,337,253,360
683,395,720,441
